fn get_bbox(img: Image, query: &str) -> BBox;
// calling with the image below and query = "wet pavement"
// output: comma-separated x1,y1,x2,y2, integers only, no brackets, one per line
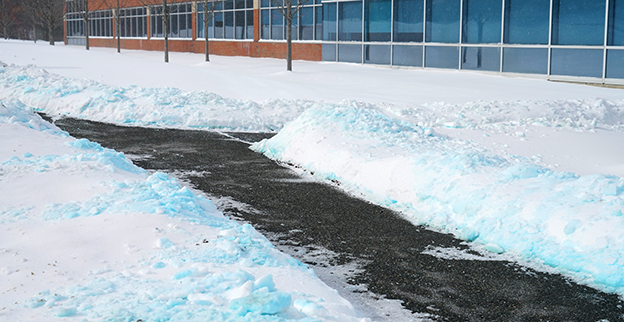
54,116,624,322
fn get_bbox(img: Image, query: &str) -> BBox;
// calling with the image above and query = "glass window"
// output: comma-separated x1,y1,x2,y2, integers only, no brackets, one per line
323,43,337,61
608,0,624,46
462,0,501,43
607,50,624,79
503,0,549,44
271,9,284,39
236,0,246,9
365,0,391,41
300,7,314,40
393,0,423,42
316,6,323,40
425,45,459,68
292,11,300,40
338,43,363,62
461,47,500,71
323,3,337,40
214,12,224,38
236,10,245,39
225,11,234,38
261,9,270,39
551,0,605,46
247,10,254,39
225,0,234,10
425,0,460,43
550,48,603,78
502,47,548,74
393,45,423,66
364,44,391,64
339,1,362,41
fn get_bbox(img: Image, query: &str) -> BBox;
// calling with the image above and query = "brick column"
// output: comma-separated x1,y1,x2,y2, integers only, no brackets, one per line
253,0,260,42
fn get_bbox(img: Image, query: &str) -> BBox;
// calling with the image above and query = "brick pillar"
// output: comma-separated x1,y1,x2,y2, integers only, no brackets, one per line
191,2,197,41
253,0,260,42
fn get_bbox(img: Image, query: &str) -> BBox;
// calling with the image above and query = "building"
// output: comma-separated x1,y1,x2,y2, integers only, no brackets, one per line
65,0,624,85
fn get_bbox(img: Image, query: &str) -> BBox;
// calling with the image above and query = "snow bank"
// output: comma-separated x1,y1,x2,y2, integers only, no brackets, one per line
0,100,365,322
251,101,624,295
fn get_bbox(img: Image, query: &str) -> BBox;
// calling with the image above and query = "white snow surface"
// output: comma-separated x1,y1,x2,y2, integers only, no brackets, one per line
1,40,624,319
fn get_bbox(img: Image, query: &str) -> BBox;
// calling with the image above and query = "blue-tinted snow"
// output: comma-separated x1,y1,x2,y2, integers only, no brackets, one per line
251,102,624,295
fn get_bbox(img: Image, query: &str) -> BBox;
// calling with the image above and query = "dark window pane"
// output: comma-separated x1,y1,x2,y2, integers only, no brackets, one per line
461,47,500,71
608,0,624,46
300,7,314,40
315,6,323,40
364,44,390,64
365,0,391,41
261,9,270,39
462,0,502,43
425,45,459,68
338,43,362,62
551,48,603,78
393,45,423,66
236,0,246,9
225,11,234,38
552,0,605,45
225,0,234,10
323,44,337,61
236,11,245,39
247,10,254,39
393,0,423,42
323,3,337,40
247,0,254,8
502,47,548,74
339,1,362,41
425,0,460,43
503,0,549,44
292,11,299,40
262,0,270,7
271,9,284,40
607,50,624,78
214,12,224,38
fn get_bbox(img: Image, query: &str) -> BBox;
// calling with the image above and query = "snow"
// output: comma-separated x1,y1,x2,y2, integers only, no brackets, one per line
1,39,624,320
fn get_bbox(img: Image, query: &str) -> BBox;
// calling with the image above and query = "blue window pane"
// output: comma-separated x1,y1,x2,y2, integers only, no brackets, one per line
393,0,423,42
323,44,337,61
502,48,547,74
365,0,391,41
607,50,624,79
262,0,270,7
364,45,391,64
214,12,224,38
247,10,254,39
225,0,234,10
504,0,549,44
462,0,502,43
392,45,423,66
551,49,603,78
552,0,605,46
235,11,245,39
338,43,363,62
225,11,234,38
300,7,314,40
291,11,299,40
461,47,500,71
261,10,270,39
425,0,460,43
316,6,323,40
339,1,363,41
271,9,284,40
323,3,337,40
425,46,459,68
608,0,624,46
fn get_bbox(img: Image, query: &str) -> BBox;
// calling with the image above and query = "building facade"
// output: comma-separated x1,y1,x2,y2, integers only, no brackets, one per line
65,0,624,84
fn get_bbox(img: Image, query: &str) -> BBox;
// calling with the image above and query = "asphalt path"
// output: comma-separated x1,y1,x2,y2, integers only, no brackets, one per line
54,117,624,322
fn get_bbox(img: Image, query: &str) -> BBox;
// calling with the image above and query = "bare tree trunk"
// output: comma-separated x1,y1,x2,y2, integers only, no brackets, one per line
163,0,169,63
32,24,36,43
286,15,292,71
116,0,120,53
48,20,54,45
85,0,90,50
204,3,209,62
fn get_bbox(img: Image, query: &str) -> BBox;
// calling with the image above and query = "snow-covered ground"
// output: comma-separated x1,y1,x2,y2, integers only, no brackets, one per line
1,39,624,320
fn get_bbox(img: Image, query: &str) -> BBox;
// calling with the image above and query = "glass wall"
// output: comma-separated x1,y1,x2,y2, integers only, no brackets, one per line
151,3,192,38
197,1,254,40
260,0,323,40
119,8,147,38
317,0,624,82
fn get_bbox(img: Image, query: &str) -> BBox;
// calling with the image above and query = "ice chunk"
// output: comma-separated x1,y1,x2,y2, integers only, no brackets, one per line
229,291,292,315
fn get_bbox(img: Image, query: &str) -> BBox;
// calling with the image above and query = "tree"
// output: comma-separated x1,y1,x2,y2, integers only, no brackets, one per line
0,0,22,39
105,0,123,53
198,0,218,62
76,0,108,50
269,0,312,71
138,0,171,63
22,0,64,45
